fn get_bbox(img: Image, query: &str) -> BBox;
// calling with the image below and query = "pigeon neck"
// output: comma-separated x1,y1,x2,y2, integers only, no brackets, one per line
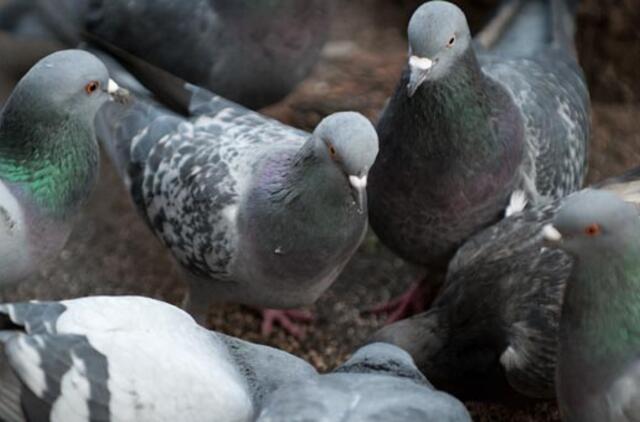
245,139,364,275
411,49,509,158
560,251,640,377
288,140,352,209
0,107,99,219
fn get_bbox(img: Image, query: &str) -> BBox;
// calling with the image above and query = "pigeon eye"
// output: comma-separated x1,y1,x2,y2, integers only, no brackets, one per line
328,144,337,158
584,223,601,236
447,36,456,47
85,81,100,95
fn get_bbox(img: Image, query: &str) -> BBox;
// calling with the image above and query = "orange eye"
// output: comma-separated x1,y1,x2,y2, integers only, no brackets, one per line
447,36,456,47
328,144,337,158
85,81,100,95
584,223,601,236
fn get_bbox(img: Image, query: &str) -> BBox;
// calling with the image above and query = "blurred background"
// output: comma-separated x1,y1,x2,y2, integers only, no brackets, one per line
0,0,638,420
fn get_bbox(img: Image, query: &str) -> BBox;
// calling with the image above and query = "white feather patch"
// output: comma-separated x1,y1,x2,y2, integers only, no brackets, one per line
409,55,433,71
606,361,640,419
505,190,528,217
55,297,254,421
51,353,91,422
0,180,31,283
5,335,47,397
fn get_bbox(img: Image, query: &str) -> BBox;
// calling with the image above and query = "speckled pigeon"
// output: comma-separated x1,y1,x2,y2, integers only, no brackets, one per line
0,0,330,109
257,342,471,422
543,190,640,422
95,54,379,337
0,49,121,285
0,295,316,422
367,0,590,321
369,166,640,401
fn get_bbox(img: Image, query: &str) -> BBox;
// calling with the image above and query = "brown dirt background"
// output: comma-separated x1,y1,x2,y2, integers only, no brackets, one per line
1,1,639,420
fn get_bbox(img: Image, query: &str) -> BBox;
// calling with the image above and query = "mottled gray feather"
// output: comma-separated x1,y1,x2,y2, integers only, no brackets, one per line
97,53,376,310
371,166,640,401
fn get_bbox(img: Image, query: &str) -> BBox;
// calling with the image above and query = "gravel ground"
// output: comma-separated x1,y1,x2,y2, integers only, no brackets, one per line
1,1,639,421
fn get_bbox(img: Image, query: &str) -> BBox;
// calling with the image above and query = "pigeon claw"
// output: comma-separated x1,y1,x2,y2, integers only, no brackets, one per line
260,308,315,339
366,281,431,324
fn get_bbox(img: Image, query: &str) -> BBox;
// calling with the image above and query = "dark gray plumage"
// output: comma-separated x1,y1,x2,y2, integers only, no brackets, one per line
370,167,640,401
257,343,471,422
1,0,330,109
95,55,379,330
545,191,640,422
368,0,590,277
0,296,316,422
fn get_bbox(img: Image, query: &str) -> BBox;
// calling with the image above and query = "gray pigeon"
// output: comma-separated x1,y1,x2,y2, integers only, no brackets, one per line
95,55,379,337
0,49,120,285
367,0,590,320
544,190,640,422
370,166,640,401
1,0,331,109
257,342,471,422
0,295,316,422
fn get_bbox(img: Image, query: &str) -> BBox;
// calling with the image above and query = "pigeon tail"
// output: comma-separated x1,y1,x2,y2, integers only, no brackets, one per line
91,45,250,183
0,0,35,31
550,0,580,55
478,0,579,57
34,0,88,45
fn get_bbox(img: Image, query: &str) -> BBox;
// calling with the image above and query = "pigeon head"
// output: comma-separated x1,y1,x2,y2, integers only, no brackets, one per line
334,343,429,385
6,50,120,122
312,112,379,212
543,190,640,258
406,1,472,96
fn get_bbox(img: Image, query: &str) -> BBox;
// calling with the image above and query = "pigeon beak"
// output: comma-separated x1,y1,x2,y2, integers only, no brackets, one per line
107,79,120,94
106,78,130,103
407,55,433,97
542,224,563,245
349,174,368,214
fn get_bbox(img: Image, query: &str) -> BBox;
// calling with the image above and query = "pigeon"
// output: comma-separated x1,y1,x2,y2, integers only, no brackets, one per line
543,190,640,422
0,295,316,422
0,0,331,109
257,342,472,422
367,0,590,321
94,53,379,337
0,49,121,285
369,166,640,401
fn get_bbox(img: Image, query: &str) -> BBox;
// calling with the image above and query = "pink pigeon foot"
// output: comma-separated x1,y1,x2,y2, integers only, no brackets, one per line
260,308,315,339
367,280,431,324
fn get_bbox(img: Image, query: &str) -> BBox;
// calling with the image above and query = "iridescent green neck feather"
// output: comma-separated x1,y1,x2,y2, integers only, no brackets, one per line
407,49,519,162
0,104,99,219
562,249,640,365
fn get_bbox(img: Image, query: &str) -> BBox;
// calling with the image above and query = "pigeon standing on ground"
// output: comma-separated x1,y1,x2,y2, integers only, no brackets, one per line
369,167,640,401
367,0,590,321
96,56,379,337
0,0,331,109
544,191,640,422
0,295,316,422
0,49,120,285
257,342,471,422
